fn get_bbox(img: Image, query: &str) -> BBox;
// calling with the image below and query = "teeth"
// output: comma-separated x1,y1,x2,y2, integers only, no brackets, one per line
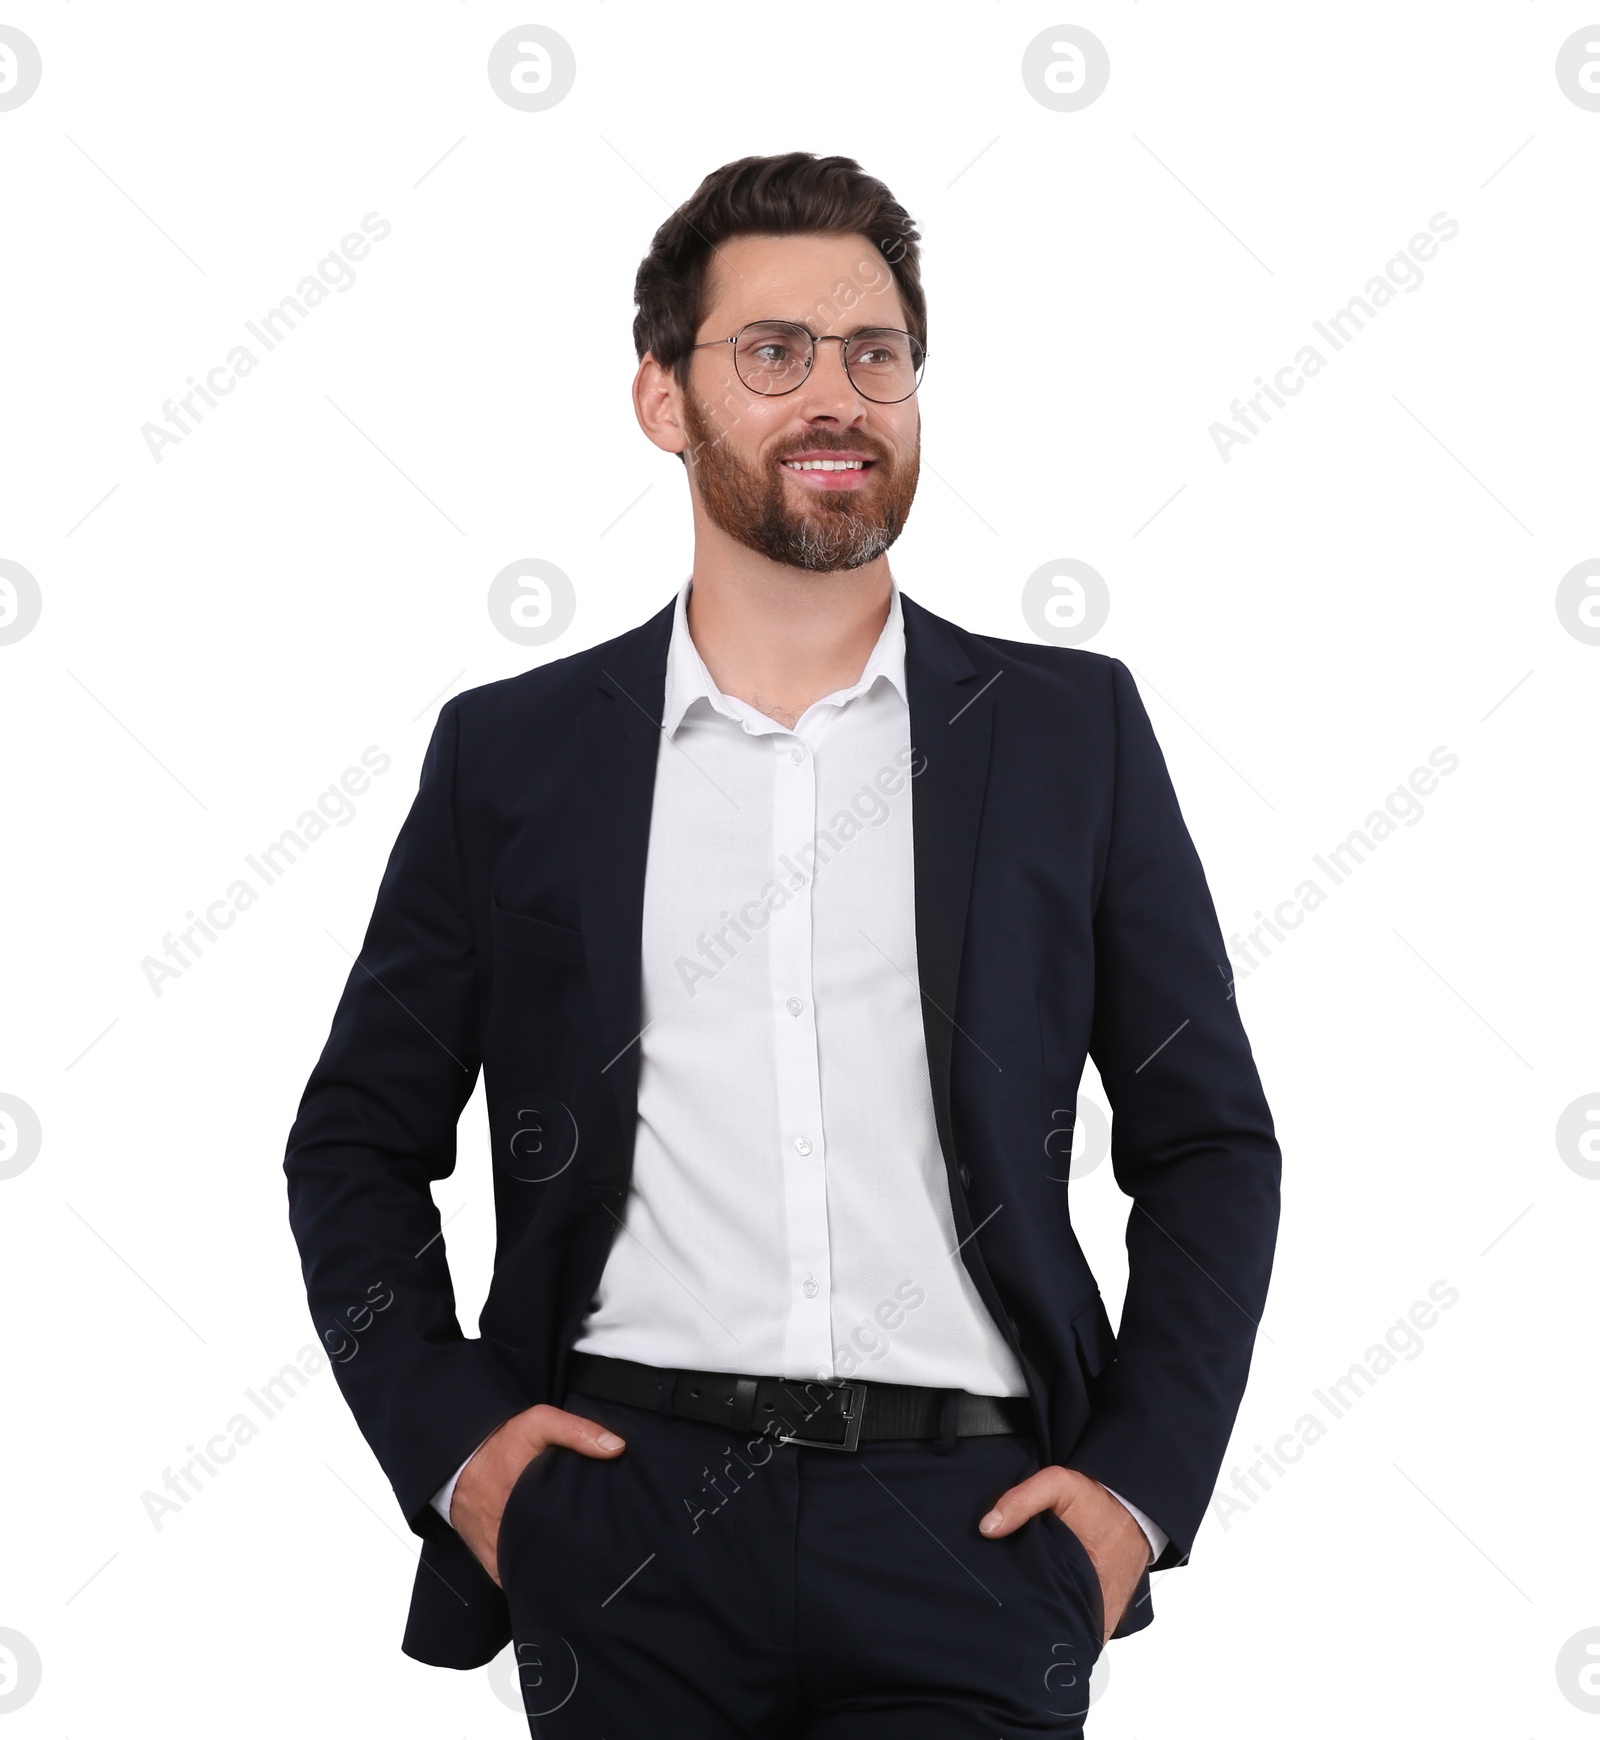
784,459,866,471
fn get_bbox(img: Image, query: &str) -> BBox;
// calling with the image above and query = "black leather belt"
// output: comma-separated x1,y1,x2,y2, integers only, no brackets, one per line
566,1351,1033,1451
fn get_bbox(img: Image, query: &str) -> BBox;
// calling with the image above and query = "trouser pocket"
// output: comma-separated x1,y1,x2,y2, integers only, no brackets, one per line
1042,1511,1106,1642
496,1444,568,1584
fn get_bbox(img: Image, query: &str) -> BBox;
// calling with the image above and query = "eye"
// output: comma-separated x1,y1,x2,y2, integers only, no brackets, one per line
847,331,916,374
736,324,810,368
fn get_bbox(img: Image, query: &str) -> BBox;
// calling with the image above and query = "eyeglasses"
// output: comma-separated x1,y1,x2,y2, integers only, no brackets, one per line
690,320,927,404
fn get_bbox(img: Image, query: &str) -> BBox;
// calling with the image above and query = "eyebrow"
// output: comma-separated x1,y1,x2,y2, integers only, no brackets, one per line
752,319,903,337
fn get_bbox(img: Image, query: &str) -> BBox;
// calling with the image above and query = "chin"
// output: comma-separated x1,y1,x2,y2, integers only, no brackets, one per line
782,528,898,573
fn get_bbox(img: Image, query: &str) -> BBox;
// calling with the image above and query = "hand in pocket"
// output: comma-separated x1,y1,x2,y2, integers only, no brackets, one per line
450,1403,626,1588
978,1463,1151,1642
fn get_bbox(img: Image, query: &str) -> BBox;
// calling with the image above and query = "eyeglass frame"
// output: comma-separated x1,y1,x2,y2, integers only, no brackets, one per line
687,319,928,404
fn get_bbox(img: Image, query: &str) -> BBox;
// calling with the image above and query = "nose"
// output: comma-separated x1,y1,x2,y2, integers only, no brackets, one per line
791,336,867,419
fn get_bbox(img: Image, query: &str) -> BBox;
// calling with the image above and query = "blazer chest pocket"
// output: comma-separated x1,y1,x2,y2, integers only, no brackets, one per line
491,901,586,964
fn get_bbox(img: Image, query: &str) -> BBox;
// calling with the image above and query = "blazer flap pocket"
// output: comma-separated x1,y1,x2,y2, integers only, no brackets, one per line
491,901,585,963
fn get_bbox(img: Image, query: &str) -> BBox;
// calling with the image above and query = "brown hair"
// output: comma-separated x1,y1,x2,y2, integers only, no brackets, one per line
631,152,926,390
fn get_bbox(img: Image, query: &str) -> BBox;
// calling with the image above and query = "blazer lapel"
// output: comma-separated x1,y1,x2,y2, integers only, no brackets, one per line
900,592,996,1187
575,599,674,1163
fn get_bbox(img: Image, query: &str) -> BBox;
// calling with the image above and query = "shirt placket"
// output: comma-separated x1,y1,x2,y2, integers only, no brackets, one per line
766,723,834,1380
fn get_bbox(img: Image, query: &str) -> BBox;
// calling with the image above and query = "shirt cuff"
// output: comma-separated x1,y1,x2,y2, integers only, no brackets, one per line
430,1435,493,1529
1097,1482,1168,1565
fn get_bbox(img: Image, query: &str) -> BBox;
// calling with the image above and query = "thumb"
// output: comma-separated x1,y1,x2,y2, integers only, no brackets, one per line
978,1468,1061,1539
526,1402,627,1459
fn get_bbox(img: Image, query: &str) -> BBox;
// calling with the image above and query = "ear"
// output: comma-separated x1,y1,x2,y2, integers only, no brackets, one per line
633,354,688,457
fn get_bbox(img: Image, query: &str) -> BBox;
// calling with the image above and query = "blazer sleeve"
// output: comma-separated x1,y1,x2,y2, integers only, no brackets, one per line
282,697,531,1535
1063,658,1282,1570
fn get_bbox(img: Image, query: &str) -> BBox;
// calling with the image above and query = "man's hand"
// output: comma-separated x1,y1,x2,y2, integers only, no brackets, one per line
450,1403,627,1588
978,1465,1149,1642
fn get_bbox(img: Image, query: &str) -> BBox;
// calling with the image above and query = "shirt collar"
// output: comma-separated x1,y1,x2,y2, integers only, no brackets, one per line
662,576,907,739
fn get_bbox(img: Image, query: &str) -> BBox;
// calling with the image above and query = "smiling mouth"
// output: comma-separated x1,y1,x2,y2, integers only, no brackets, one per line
777,453,878,491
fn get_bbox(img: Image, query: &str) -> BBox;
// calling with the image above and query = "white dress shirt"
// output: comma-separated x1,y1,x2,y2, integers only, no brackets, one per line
433,577,1166,1565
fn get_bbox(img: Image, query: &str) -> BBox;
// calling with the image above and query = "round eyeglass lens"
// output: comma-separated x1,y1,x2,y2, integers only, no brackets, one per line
734,322,812,395
842,328,923,401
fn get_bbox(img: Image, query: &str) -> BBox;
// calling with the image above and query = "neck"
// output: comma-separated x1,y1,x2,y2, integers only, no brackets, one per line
685,523,892,729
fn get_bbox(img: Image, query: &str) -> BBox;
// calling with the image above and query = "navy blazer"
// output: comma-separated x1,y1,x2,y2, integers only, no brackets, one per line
283,590,1281,1668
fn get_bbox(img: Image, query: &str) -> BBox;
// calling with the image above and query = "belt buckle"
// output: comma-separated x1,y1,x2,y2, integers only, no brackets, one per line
771,1379,864,1451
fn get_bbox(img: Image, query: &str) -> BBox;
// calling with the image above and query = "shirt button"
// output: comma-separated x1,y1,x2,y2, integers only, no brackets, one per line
802,1276,819,1299
790,747,805,764
786,996,804,1016
794,1136,813,1156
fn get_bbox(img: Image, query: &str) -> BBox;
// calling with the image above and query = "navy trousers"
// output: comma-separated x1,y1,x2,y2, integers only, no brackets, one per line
499,1387,1107,1737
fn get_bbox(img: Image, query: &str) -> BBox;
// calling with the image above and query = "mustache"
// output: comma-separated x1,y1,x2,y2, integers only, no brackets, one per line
770,433,895,465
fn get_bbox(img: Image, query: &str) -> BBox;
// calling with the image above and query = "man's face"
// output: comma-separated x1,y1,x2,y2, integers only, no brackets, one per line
678,232,921,573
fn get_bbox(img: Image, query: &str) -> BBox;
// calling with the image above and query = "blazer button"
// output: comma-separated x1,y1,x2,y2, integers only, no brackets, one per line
959,1164,972,1188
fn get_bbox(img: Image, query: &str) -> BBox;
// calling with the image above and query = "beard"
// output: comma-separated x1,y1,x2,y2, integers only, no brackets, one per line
681,393,920,573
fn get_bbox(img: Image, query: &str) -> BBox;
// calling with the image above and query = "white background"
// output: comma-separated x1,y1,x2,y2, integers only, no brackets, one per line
2,3,1596,1733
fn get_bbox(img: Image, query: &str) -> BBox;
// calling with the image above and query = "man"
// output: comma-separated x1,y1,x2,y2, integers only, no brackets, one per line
284,152,1281,1735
